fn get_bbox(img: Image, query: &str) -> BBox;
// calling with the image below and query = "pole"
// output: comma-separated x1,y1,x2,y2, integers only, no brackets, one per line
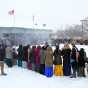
32,15,35,30
13,13,15,27
13,11,16,45
80,20,84,38
82,21,83,37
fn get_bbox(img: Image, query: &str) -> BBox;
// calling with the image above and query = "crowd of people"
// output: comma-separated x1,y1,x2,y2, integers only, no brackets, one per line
0,42,88,78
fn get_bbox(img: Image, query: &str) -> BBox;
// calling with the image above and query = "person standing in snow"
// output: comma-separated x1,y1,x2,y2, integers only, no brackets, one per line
12,48,17,65
23,45,30,68
5,45,13,67
27,45,31,70
70,44,79,78
45,46,53,77
77,48,86,77
53,45,63,76
17,45,24,67
29,45,36,71
40,46,46,75
39,43,49,75
61,43,71,76
35,46,41,72
0,44,7,75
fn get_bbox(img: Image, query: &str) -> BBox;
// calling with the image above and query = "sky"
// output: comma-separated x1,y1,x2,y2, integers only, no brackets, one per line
0,0,88,30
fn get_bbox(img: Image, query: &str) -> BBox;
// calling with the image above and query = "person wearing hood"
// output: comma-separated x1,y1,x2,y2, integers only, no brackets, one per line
61,43,71,76
78,48,86,77
53,45,63,76
45,46,53,77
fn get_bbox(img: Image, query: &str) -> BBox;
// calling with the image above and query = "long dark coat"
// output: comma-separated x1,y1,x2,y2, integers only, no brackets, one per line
62,48,71,76
78,48,86,67
29,46,36,64
23,46,29,62
53,47,62,65
0,45,5,61
17,45,24,60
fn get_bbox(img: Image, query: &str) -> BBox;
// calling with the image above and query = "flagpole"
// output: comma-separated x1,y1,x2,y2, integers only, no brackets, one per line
13,13,15,27
12,10,15,27
8,9,16,45
32,15,34,30
8,10,15,27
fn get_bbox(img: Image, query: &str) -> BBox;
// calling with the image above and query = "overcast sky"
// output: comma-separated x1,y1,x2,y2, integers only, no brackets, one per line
0,0,88,30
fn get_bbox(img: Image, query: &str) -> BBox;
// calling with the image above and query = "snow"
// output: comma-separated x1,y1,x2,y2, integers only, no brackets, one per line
0,65,88,88
0,44,88,88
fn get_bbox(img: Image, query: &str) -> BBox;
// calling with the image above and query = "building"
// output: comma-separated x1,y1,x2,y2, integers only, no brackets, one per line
0,27,52,45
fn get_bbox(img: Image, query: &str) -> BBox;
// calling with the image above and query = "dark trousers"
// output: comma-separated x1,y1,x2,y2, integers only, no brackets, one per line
35,64,40,72
39,64,45,75
63,63,71,76
18,58,22,67
71,62,77,77
78,66,85,77
5,58,13,67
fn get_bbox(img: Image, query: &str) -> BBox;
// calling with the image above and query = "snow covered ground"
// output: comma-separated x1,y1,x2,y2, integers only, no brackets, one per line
0,44,88,88
0,66,88,88
0,65,88,88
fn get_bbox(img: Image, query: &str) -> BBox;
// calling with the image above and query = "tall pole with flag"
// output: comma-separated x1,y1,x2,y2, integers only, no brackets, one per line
8,9,16,45
8,9,15,27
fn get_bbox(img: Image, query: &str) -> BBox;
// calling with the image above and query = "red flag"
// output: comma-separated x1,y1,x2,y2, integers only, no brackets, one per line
8,10,14,15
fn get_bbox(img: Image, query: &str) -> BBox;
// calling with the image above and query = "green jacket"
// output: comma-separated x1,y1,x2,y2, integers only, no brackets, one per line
40,49,46,64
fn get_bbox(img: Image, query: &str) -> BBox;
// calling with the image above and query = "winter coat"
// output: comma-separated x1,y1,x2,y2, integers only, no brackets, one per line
5,47,12,59
23,46,29,62
0,46,5,60
17,45,24,60
40,48,46,64
78,48,86,67
70,47,78,63
35,47,40,65
61,48,71,76
62,48,71,64
45,47,53,67
53,48,62,65
29,46,35,63
12,49,17,59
